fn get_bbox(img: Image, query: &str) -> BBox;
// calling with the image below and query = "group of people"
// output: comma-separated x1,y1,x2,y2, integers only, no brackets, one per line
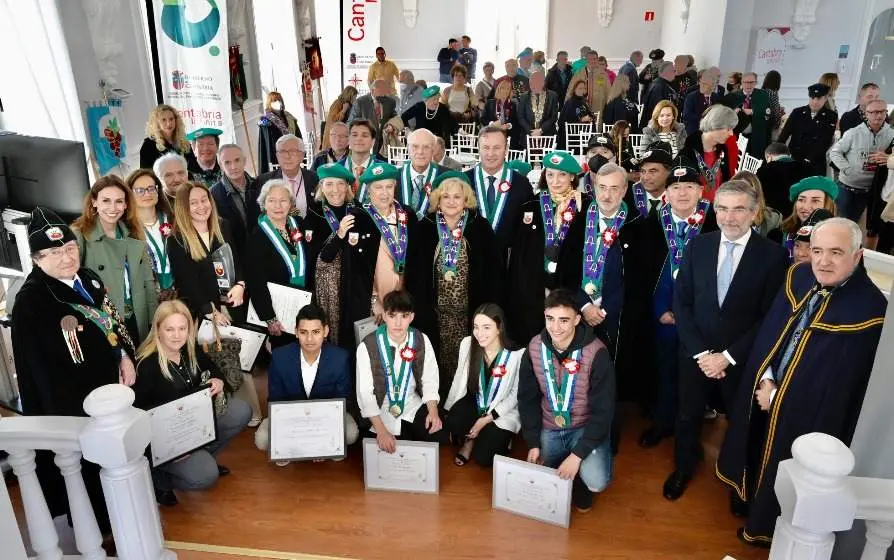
10,38,894,554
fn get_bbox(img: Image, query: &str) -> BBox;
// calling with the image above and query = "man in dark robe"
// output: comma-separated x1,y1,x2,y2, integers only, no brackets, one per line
756,143,814,218
717,217,887,548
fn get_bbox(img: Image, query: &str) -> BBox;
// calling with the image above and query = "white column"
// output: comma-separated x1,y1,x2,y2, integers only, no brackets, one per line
53,451,104,560
770,433,858,560
861,521,894,560
0,466,28,560
6,449,62,560
79,384,176,560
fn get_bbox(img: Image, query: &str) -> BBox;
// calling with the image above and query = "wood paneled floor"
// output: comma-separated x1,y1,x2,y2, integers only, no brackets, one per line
155,374,768,560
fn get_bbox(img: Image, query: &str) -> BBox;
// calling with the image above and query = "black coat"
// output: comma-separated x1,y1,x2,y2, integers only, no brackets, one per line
210,175,262,258
255,168,319,216
168,219,243,318
11,266,130,532
133,348,224,411
839,105,864,135
603,97,640,132
257,110,302,175
480,99,521,149
401,102,457,144
507,193,593,345
545,63,574,102
640,78,678,130
517,91,560,138
680,132,735,197
756,158,815,217
558,95,597,150
464,164,535,262
405,213,504,356
778,105,838,177
139,137,184,169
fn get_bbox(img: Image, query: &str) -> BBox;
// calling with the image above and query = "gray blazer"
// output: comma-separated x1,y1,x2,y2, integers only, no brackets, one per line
642,122,688,156
439,155,463,171
348,94,398,130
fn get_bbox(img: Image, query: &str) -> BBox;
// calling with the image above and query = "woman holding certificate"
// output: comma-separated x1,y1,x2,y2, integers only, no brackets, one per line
318,162,417,349
306,163,356,347
245,179,318,346
133,301,252,506
405,171,503,399
444,304,521,467
167,182,245,324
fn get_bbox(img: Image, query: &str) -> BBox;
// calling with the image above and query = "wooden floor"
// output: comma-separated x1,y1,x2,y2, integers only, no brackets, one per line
154,373,768,560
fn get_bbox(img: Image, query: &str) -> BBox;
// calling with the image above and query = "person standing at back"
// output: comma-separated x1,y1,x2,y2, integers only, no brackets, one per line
437,39,460,83
367,47,400,96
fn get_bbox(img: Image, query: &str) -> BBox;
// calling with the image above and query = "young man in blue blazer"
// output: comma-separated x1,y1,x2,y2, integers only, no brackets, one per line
254,304,359,463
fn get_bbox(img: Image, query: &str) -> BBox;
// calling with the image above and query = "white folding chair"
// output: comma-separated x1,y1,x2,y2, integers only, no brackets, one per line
526,135,557,168
741,154,763,174
602,123,614,133
457,122,477,136
628,133,646,157
452,133,479,156
506,149,526,162
565,123,593,156
396,130,407,146
387,145,409,165
737,135,749,171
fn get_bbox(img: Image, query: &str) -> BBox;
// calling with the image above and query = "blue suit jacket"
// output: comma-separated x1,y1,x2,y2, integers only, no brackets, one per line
267,342,352,403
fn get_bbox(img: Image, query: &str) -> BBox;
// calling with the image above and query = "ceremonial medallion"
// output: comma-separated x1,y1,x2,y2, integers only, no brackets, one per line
523,212,534,224
546,261,557,274
390,404,402,417
348,232,359,246
107,332,119,347
60,315,78,332
444,270,456,282
555,415,566,427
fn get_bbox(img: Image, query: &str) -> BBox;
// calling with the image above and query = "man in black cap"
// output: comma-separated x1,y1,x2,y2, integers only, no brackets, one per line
11,207,137,553
581,135,618,195
621,157,717,444
638,49,666,103
629,143,674,219
778,83,838,177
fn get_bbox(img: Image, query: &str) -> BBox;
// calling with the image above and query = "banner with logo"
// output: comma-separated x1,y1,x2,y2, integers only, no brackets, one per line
753,27,790,78
341,0,381,95
86,100,127,175
153,0,234,140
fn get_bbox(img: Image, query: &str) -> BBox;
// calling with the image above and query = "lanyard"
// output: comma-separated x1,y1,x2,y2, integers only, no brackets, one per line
582,202,627,301
374,325,416,414
258,214,306,287
541,344,582,427
477,349,510,415
402,162,438,218
474,165,512,230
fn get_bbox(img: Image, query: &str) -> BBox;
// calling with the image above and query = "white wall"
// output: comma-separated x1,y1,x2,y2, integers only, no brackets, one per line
380,0,466,84
549,0,664,68
660,0,728,69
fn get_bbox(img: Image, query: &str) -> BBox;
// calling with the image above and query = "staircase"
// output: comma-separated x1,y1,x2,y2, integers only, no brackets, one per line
0,384,175,559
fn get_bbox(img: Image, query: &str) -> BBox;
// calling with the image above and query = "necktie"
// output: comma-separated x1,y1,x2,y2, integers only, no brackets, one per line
486,176,497,211
73,278,94,304
412,175,423,209
288,177,298,198
676,221,688,240
743,95,751,110
649,198,660,214
704,95,710,107
775,290,826,381
374,100,383,121
353,166,365,194
716,241,737,306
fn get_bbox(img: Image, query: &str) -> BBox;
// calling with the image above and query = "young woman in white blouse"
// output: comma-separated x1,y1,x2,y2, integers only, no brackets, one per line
445,303,522,467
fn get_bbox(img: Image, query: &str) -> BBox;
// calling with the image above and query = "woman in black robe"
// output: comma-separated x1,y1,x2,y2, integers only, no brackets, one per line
257,92,302,175
506,151,593,345
405,171,503,400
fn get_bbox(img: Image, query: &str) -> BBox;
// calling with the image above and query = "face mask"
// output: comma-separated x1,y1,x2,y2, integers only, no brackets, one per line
271,101,283,111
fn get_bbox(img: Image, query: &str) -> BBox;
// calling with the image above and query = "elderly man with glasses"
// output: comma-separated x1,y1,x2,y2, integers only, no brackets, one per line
256,134,318,218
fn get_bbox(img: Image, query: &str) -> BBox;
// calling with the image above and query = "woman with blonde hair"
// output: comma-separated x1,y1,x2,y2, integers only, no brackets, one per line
140,104,190,169
72,175,157,343
321,86,359,151
731,171,783,237
133,300,251,506
818,72,840,111
406,171,503,399
258,91,303,174
642,100,687,156
603,74,640,131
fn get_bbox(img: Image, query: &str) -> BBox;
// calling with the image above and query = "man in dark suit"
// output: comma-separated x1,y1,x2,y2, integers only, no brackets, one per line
545,50,574,103
682,70,724,136
757,142,814,217
465,126,534,260
778,83,838,178
663,179,787,502
517,70,560,140
722,72,771,159
617,51,643,104
311,122,350,171
254,304,359,462
396,129,447,218
839,82,880,135
210,144,261,257
640,61,678,131
255,135,318,218
348,79,398,154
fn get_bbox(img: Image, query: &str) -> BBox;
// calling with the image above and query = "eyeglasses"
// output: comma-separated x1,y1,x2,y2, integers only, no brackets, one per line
866,110,887,116
133,186,158,196
276,149,304,156
38,245,78,260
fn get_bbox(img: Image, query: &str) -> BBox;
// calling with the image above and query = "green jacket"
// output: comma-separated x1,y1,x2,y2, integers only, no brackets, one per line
76,222,158,341
727,89,771,158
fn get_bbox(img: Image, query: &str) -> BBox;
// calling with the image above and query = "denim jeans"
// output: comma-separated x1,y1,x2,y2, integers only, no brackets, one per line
836,182,870,223
439,74,451,83
540,427,613,492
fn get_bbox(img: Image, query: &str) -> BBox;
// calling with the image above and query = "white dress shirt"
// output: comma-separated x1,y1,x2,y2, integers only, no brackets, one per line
356,330,440,436
300,349,321,397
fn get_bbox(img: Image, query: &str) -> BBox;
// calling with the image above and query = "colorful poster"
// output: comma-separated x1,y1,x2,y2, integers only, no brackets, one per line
153,0,234,139
753,27,790,78
86,101,126,175
341,0,381,94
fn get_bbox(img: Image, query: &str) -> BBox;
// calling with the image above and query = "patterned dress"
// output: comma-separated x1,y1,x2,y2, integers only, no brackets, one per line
433,241,470,398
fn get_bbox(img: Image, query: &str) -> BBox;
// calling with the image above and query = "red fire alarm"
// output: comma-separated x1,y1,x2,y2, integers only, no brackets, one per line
644,11,655,21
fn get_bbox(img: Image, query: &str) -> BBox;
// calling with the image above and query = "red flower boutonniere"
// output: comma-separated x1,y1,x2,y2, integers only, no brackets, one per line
492,365,507,378
290,229,304,243
687,212,704,226
424,184,433,195
397,210,408,224
400,347,417,362
561,209,575,223
159,223,173,237
562,358,580,374
499,181,512,193
602,229,617,247
451,228,462,240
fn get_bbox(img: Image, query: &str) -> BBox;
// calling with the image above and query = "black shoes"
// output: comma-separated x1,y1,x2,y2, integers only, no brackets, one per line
639,425,673,448
662,471,691,501
737,527,771,548
217,464,231,476
730,492,749,518
155,488,178,507
572,478,594,512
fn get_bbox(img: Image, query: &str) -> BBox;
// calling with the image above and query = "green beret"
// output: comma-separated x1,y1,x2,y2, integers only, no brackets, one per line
421,86,441,100
506,159,532,175
316,163,355,184
359,162,400,184
789,176,839,202
432,170,471,190
542,151,582,175
185,127,223,142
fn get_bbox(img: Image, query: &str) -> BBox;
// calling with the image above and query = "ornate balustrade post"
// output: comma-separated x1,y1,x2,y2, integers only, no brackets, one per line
6,449,62,559
54,450,105,559
79,384,175,560
861,521,894,560
0,467,28,559
770,433,857,560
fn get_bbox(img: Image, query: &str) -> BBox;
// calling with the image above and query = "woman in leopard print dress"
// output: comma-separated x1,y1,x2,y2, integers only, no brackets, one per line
405,172,504,403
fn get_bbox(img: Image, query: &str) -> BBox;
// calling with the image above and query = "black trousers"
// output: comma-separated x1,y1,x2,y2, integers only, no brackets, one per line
445,394,513,467
363,405,448,444
674,359,740,475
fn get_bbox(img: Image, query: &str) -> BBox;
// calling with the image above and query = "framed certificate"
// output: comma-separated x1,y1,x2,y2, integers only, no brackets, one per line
197,320,267,372
148,387,217,467
353,316,377,345
362,439,439,494
492,455,572,528
246,283,312,333
268,399,346,461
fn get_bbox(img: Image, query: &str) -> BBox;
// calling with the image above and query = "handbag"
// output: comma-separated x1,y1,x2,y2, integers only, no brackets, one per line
200,304,244,395
200,369,229,417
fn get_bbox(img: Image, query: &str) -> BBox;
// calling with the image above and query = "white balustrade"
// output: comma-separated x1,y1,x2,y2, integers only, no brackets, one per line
768,432,894,560
54,451,104,559
7,449,62,559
